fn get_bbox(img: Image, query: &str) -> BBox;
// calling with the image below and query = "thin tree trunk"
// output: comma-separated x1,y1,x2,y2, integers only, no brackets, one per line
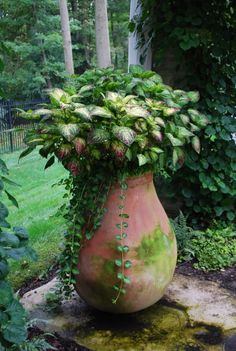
42,45,53,89
95,0,111,68
128,0,152,70
59,0,74,74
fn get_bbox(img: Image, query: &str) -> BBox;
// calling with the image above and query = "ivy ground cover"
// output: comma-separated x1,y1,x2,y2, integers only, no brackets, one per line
1,149,66,290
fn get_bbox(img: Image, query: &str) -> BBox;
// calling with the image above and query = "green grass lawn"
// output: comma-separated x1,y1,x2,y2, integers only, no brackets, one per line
1,149,67,290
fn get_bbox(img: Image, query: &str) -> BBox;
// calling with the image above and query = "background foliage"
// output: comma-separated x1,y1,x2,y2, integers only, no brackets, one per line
0,0,129,100
136,0,236,226
172,212,236,271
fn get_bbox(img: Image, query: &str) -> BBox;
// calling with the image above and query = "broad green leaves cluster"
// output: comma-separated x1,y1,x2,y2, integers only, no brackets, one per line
192,227,236,271
22,65,207,177
135,0,236,226
172,212,236,271
0,159,36,350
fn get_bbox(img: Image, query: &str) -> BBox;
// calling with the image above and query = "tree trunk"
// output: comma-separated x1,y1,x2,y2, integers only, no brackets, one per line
128,0,152,70
41,44,53,89
95,0,111,68
59,0,74,75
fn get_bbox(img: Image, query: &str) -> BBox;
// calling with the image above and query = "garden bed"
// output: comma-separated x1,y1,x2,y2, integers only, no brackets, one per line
176,262,236,293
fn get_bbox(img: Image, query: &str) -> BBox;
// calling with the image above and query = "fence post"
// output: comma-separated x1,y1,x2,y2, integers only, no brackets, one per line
6,100,13,152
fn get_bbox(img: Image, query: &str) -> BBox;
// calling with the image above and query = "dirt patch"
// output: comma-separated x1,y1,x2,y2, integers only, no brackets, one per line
176,262,236,294
18,264,59,297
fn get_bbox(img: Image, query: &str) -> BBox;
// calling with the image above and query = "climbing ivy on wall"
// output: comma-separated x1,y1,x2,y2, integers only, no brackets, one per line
134,0,236,226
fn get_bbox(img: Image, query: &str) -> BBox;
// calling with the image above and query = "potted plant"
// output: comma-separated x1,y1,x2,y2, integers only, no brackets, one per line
22,65,208,313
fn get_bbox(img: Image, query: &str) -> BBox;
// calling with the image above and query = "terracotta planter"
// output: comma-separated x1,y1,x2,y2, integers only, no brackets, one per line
75,173,177,313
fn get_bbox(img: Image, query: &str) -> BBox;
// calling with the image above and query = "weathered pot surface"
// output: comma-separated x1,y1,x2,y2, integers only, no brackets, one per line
75,172,177,313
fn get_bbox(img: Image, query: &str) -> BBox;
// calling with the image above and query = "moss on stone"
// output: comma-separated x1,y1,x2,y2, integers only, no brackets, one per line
72,302,225,351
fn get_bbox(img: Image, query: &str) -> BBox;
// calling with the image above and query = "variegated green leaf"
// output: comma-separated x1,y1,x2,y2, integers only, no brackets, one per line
74,107,92,121
123,95,137,104
49,88,70,105
188,108,200,123
91,106,113,118
79,84,94,94
137,154,148,166
174,89,186,96
149,147,164,154
197,114,209,128
187,91,200,103
32,109,53,116
125,149,132,161
176,147,185,166
190,123,201,132
172,148,178,166
125,105,149,118
163,107,180,116
192,136,201,154
89,128,110,143
177,126,194,138
113,126,136,146
154,117,166,128
106,92,120,101
177,96,190,107
188,110,208,127
58,124,79,142
166,133,184,146
180,114,190,126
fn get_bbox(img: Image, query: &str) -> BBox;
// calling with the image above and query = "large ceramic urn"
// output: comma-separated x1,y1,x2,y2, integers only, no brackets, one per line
75,173,177,313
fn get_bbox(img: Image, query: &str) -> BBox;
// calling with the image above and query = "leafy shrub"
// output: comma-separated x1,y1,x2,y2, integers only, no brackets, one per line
172,212,236,271
133,0,236,226
171,211,198,262
0,158,37,350
22,65,207,175
192,227,236,271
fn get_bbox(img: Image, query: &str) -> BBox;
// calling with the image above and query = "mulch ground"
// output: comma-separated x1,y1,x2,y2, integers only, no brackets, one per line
176,262,236,294
18,264,59,297
22,262,236,350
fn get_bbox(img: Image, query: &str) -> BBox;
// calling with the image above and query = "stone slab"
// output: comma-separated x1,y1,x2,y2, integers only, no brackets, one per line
20,273,236,351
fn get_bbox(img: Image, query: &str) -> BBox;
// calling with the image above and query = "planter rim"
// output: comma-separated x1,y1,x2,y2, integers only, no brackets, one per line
113,172,153,188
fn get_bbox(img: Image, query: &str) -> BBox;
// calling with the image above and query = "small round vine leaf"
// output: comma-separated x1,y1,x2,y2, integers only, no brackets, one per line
124,260,132,269
115,259,122,267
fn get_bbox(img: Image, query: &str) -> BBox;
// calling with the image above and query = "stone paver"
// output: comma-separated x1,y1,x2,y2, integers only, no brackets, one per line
21,273,236,351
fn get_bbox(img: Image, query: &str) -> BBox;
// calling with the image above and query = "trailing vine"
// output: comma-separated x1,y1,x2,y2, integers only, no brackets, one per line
59,168,112,297
112,177,131,304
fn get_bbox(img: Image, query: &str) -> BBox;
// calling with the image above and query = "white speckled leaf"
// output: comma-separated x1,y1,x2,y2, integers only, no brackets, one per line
91,106,113,118
125,105,149,118
89,128,110,143
113,126,136,146
137,154,148,166
74,107,92,121
58,124,79,142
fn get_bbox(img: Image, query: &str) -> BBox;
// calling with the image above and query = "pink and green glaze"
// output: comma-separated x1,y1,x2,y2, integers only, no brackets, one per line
75,173,177,313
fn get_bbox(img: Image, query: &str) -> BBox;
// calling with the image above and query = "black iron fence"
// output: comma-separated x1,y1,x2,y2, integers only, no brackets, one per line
0,98,48,154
